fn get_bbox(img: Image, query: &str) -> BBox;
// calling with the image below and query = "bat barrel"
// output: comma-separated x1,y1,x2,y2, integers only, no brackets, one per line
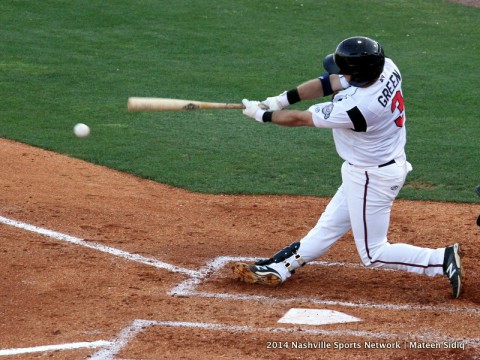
127,97,245,111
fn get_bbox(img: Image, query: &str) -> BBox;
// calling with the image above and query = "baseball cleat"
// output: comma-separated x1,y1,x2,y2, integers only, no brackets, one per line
443,243,463,299
232,263,283,287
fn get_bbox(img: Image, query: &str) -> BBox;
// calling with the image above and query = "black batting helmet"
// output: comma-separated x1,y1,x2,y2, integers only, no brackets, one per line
323,36,385,87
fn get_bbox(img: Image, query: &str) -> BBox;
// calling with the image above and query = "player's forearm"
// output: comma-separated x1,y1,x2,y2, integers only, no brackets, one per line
297,79,324,100
297,74,348,100
270,110,314,127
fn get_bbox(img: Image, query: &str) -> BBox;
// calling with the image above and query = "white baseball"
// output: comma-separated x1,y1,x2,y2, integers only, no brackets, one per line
74,123,90,138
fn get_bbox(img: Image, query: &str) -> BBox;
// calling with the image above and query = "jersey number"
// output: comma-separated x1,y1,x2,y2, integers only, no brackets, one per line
390,91,405,127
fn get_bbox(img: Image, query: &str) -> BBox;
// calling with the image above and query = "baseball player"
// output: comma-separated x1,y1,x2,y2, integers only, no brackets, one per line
233,36,463,298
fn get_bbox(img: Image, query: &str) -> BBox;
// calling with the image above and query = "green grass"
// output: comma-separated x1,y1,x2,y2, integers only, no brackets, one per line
1,0,479,202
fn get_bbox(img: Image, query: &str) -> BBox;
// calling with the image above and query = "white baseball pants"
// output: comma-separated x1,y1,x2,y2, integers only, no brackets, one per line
294,160,445,277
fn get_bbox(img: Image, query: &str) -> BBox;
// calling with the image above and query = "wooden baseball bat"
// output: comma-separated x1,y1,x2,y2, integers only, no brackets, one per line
127,97,249,112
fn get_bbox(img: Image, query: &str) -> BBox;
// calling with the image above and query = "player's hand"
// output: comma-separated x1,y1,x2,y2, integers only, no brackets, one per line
261,91,289,111
242,99,266,123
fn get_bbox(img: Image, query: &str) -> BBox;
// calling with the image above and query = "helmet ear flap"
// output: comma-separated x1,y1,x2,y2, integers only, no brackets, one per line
323,54,341,74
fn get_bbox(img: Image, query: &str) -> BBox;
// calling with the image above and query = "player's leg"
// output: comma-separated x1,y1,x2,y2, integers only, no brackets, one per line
233,179,351,285
345,161,462,297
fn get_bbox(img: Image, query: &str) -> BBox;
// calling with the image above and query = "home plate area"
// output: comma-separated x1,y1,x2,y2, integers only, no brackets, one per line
0,216,479,359
129,254,479,358
100,254,479,359
278,308,361,326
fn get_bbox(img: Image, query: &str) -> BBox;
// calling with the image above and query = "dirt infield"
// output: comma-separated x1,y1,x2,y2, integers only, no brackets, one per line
0,138,479,359
449,0,480,7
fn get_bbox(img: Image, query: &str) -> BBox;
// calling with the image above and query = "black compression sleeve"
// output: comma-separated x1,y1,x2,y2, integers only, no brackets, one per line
286,89,301,104
262,111,273,123
319,73,333,96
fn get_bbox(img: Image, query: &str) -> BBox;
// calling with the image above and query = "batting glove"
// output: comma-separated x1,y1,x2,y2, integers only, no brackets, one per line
242,99,267,123
261,91,290,111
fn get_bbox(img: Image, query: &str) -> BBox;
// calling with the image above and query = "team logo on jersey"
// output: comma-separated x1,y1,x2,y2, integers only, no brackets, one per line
321,103,334,119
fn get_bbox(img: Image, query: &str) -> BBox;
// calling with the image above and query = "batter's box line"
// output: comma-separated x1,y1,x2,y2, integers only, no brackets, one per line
89,319,480,359
169,256,480,316
2,215,479,357
0,215,201,278
0,340,110,357
1,320,478,358
2,215,478,317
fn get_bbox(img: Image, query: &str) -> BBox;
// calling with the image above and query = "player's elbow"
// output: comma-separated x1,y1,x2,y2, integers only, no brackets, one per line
281,110,314,127
296,111,315,127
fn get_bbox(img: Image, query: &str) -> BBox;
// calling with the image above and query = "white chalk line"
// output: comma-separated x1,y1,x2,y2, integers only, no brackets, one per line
2,215,479,315
0,340,110,356
2,215,480,357
0,215,200,277
90,319,480,359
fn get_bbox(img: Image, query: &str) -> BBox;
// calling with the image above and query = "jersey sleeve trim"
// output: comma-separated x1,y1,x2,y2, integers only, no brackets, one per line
346,106,367,132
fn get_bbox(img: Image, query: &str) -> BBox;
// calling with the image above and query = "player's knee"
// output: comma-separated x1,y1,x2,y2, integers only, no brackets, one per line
355,247,370,266
356,240,390,268
359,256,372,267
357,250,383,269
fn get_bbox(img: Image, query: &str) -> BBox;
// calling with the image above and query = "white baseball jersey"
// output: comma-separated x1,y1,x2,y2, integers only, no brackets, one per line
309,58,406,167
